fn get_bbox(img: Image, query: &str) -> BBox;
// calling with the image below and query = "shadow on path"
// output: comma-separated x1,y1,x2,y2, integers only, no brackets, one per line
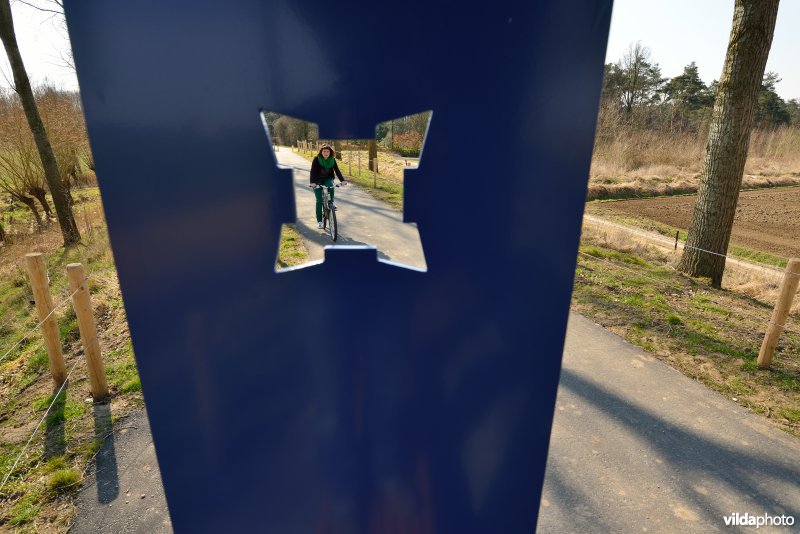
291,220,392,262
558,368,800,521
93,401,119,504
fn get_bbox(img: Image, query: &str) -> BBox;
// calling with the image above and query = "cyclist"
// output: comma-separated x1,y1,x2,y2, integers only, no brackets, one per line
310,144,346,229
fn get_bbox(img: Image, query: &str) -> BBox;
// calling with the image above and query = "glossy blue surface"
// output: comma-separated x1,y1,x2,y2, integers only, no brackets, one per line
64,1,612,531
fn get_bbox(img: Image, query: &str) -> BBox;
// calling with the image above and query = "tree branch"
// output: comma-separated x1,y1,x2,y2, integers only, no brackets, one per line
12,0,62,16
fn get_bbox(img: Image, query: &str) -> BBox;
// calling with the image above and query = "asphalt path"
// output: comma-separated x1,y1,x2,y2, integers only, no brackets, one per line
537,313,799,533
71,312,800,532
273,148,426,270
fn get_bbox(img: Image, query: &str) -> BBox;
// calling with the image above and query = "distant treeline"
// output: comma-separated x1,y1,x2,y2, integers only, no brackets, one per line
600,42,799,135
263,111,431,157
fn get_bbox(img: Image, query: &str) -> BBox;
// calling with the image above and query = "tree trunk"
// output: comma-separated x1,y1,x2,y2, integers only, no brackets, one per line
678,0,779,288
0,221,6,243
30,186,53,219
17,194,43,228
333,140,343,161
0,0,80,246
368,140,378,171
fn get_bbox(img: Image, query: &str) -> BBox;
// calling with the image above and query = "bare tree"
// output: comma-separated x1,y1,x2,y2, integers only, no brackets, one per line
678,0,780,287
38,85,87,198
618,42,663,115
0,0,79,245
0,97,52,226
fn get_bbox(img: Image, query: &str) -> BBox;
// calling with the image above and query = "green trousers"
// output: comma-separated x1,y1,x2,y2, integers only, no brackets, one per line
314,178,335,222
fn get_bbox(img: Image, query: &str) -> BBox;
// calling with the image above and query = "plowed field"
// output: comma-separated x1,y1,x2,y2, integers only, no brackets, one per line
585,186,800,259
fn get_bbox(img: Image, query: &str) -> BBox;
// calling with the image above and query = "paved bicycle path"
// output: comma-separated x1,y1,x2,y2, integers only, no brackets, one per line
71,312,800,532
273,148,426,270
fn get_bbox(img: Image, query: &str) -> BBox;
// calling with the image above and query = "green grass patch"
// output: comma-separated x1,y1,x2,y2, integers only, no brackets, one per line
727,244,788,268
276,224,309,269
580,245,652,267
46,468,80,495
778,408,800,423
8,493,40,526
105,358,141,393
58,308,80,344
726,377,756,395
33,390,86,425
26,348,49,374
691,295,730,315
120,377,142,393
666,313,683,326
44,455,68,473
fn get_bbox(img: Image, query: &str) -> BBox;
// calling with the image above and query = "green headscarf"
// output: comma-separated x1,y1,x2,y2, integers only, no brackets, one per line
318,154,335,170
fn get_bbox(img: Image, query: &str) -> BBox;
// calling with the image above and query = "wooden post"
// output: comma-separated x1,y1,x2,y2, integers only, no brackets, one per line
25,253,66,387
675,231,679,250
758,258,800,368
373,158,377,188
348,151,352,175
67,263,109,400
358,154,361,176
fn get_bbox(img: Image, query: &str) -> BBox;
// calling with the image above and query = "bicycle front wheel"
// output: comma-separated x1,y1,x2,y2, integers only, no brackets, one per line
328,204,337,242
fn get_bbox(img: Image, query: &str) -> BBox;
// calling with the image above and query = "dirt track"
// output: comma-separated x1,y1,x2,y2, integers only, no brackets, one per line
586,186,800,259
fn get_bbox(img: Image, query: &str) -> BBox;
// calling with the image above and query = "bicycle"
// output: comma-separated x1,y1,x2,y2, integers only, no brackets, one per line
310,182,345,242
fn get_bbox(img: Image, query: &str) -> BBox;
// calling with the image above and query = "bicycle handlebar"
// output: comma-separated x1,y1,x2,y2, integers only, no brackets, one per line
310,182,346,189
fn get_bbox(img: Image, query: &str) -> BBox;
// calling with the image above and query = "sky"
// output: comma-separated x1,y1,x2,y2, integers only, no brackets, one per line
605,0,800,101
1,1,799,100
0,2,76,91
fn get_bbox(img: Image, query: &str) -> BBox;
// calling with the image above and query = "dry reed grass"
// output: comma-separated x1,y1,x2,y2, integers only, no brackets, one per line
588,126,800,200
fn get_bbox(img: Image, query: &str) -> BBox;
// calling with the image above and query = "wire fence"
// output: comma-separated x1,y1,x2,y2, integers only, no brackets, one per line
0,360,81,493
583,215,788,276
0,270,93,495
0,277,87,368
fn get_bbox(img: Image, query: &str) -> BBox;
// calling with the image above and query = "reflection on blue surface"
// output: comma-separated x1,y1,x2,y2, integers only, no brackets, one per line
64,0,613,531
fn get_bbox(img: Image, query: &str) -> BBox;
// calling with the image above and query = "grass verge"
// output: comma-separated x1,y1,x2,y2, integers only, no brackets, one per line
0,188,142,532
584,211,789,269
276,224,309,270
572,232,800,438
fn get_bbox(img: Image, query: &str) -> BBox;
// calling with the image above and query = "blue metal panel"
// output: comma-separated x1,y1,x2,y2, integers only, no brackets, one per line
64,1,612,531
